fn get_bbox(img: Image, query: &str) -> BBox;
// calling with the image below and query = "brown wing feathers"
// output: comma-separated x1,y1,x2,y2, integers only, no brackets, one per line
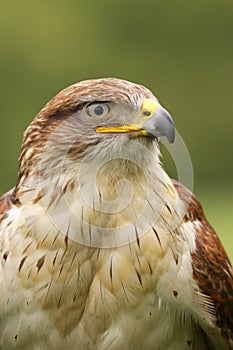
173,180,233,347
0,188,15,224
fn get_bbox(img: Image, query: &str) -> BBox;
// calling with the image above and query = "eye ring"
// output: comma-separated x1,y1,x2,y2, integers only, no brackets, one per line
86,102,110,118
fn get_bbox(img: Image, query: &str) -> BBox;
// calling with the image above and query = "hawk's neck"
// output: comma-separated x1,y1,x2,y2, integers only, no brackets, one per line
13,156,182,248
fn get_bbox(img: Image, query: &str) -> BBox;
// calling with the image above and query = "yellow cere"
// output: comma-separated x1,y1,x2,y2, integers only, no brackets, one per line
141,99,160,120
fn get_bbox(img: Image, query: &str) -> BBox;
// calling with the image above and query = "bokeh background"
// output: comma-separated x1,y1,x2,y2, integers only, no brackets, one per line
0,0,232,260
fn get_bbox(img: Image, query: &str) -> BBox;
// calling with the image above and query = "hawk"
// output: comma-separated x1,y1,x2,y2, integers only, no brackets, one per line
0,78,232,350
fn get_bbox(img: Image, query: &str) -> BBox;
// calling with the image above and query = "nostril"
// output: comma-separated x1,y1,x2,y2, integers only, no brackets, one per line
143,111,151,117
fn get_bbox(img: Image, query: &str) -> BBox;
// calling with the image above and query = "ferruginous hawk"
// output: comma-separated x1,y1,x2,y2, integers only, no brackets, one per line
0,78,232,350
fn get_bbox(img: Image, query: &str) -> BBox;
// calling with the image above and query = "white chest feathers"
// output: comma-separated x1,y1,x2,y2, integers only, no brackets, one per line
0,163,217,350
0,200,214,350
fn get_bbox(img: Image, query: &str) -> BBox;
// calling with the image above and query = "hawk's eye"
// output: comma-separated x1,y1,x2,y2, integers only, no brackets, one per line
86,103,110,118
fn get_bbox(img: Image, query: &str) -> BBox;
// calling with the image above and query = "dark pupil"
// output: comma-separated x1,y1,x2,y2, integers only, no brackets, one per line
94,105,104,116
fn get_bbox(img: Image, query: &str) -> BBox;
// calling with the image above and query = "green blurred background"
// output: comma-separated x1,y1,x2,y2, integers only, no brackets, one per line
0,0,232,260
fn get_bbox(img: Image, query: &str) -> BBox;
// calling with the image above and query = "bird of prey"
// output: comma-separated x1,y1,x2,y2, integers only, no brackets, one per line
0,78,232,350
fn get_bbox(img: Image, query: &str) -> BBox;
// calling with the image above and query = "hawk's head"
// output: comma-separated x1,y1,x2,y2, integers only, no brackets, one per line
18,78,174,179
